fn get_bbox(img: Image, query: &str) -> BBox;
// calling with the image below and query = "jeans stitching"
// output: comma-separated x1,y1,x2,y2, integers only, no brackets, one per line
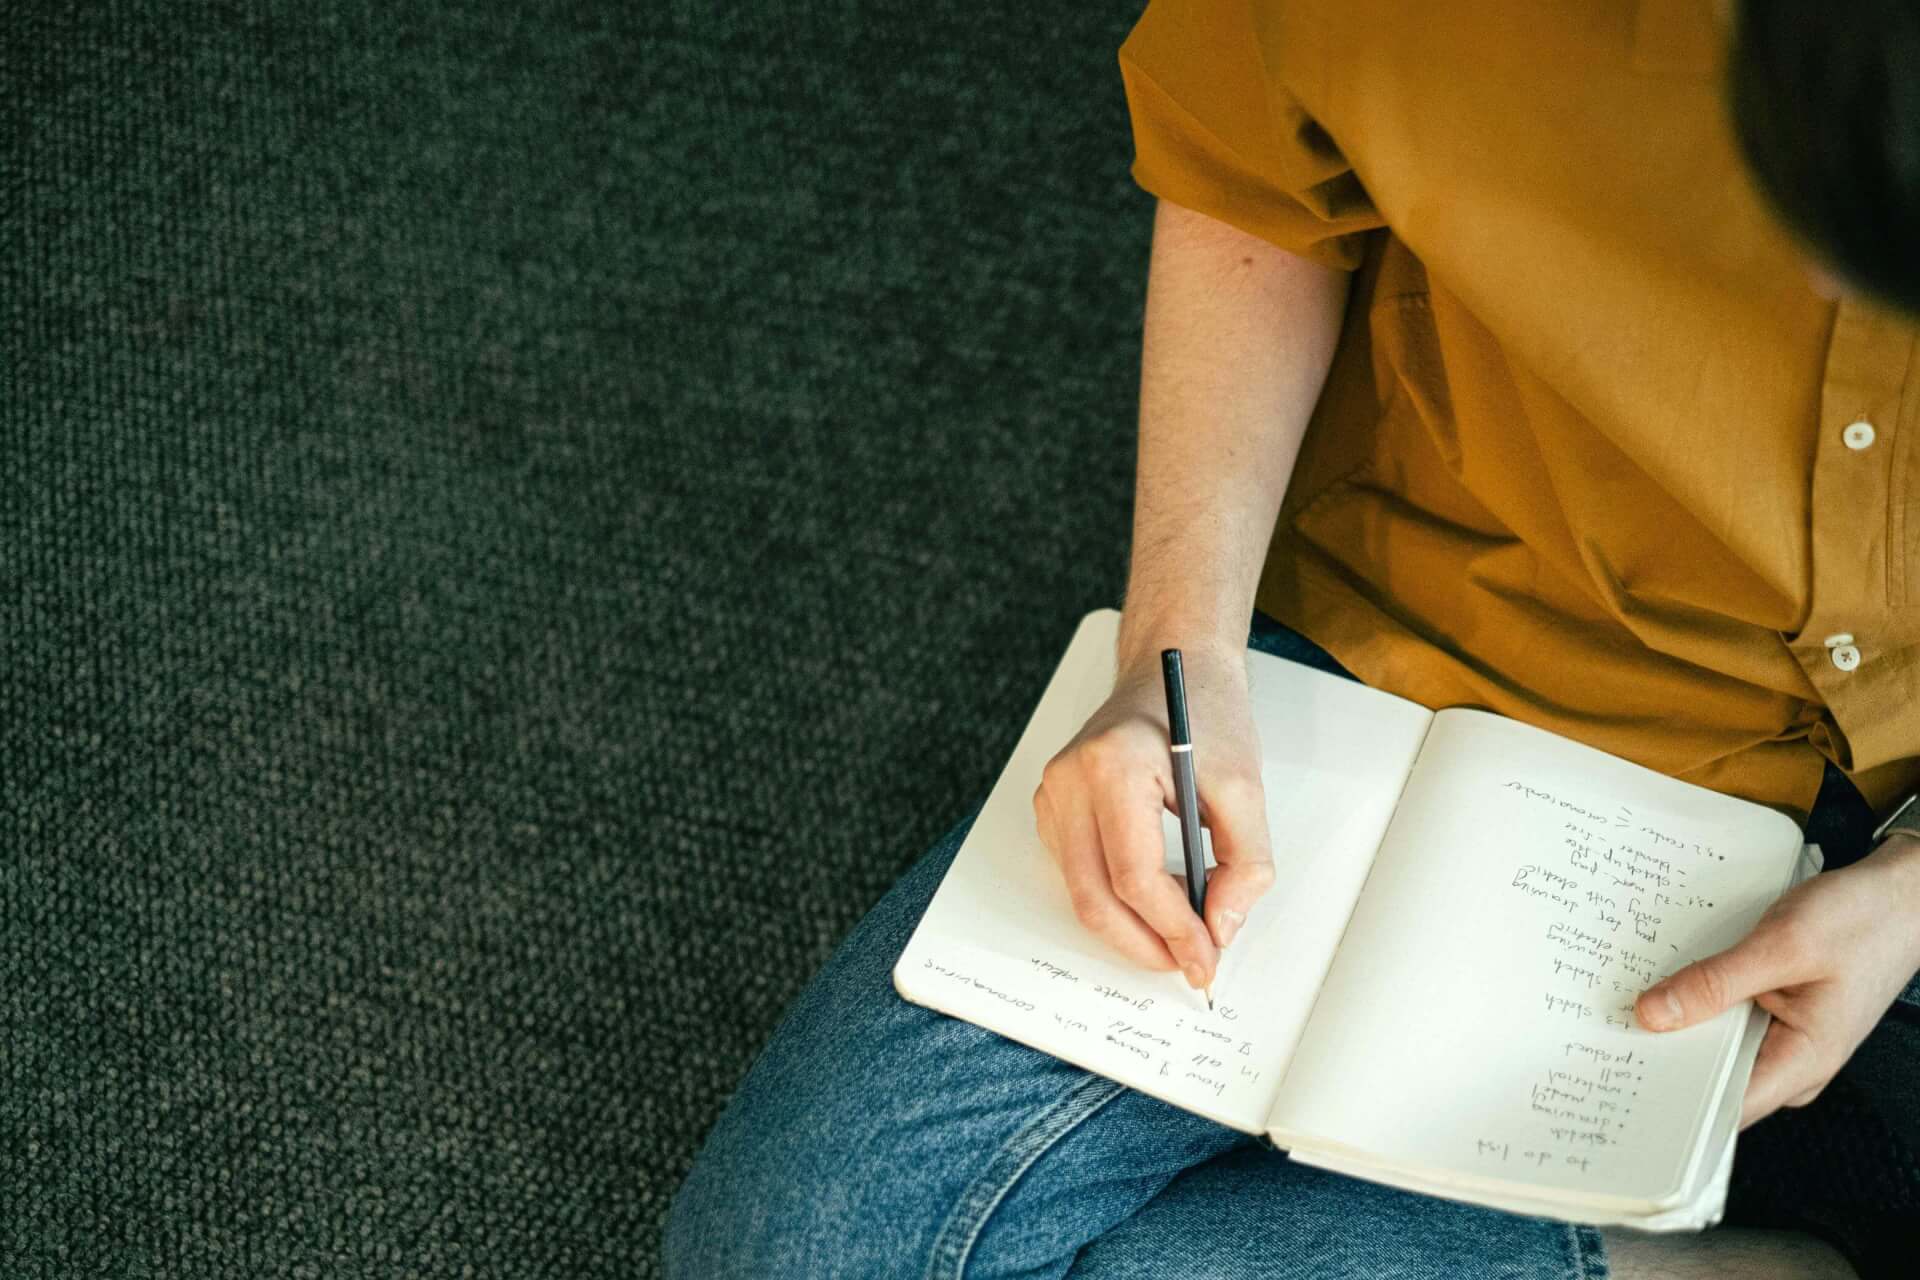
1564,1221,1610,1280
923,1072,1128,1280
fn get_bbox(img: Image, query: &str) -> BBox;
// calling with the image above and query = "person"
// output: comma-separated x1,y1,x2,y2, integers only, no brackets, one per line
664,2,1920,1275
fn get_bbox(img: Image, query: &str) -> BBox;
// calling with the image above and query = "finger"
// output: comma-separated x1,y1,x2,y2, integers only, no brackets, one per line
1637,920,1816,1032
1053,789,1178,972
1033,785,1059,864
1739,1018,1825,1130
1196,769,1275,950
1095,779,1218,988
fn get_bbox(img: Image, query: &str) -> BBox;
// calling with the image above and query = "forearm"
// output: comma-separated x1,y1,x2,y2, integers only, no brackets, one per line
1115,198,1350,674
1870,833,1920,968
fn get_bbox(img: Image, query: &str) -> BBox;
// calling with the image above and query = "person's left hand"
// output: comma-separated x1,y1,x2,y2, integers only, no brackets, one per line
1634,834,1920,1129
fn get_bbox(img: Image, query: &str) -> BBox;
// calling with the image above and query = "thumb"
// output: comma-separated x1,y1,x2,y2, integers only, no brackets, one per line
1198,771,1275,951
1636,926,1800,1032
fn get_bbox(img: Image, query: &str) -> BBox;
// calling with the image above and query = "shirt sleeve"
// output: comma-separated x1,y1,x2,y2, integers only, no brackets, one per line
1117,0,1383,270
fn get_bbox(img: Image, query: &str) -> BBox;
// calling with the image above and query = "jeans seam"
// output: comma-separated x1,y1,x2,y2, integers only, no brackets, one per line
923,1073,1127,1280
1564,1221,1609,1280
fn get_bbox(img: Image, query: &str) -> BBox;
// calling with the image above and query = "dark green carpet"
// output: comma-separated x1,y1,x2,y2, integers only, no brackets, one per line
4,2,1149,1273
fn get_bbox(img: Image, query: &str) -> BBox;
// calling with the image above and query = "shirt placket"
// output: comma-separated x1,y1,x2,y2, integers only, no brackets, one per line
1787,299,1915,774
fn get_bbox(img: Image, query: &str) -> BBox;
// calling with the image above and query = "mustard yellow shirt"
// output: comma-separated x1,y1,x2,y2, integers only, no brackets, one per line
1119,0,1920,828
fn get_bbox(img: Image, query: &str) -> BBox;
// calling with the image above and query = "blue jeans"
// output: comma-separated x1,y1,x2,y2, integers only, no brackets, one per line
665,611,1914,1279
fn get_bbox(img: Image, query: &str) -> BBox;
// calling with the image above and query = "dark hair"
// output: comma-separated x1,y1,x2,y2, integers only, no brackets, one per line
1728,0,1920,315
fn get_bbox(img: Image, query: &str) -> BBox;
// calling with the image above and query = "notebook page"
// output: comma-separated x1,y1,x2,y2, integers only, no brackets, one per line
893,608,1434,1133
1282,843,1823,1229
1266,708,1803,1208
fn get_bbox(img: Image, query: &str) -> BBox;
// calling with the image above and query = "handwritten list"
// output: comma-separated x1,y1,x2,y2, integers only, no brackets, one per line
1266,708,1801,1205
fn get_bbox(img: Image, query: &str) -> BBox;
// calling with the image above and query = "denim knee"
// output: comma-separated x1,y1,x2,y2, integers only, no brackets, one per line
662,805,988,1277
662,1132,824,1279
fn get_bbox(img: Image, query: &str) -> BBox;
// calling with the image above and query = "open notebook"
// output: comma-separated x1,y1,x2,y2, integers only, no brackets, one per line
893,608,1821,1230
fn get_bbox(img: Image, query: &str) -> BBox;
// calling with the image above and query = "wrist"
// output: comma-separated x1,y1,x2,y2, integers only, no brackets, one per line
1869,831,1920,875
1867,833,1920,963
1115,610,1248,684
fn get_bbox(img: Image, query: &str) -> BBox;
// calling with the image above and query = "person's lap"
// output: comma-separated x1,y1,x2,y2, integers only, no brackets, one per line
664,610,1917,1279
660,810,1605,1278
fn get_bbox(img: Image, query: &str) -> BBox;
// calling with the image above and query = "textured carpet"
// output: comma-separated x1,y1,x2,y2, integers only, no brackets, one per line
4,2,1150,1274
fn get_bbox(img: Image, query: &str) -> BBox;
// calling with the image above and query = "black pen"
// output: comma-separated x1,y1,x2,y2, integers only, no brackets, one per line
1160,649,1212,1010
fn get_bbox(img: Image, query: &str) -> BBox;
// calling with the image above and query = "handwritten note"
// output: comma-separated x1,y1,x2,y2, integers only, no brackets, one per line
1266,708,1802,1205
920,951,1262,1093
900,940,1276,1129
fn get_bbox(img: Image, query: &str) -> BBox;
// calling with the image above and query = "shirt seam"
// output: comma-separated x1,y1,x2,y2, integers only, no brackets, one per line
1886,336,1918,610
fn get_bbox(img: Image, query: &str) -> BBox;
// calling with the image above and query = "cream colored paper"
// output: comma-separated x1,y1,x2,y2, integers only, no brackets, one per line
894,608,1432,1131
1266,709,1804,1213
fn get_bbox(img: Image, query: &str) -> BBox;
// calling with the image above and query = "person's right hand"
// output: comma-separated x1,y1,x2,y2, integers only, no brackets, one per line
1031,639,1276,992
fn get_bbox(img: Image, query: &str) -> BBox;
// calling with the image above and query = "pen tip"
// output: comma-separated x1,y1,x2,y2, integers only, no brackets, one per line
1205,986,1214,1011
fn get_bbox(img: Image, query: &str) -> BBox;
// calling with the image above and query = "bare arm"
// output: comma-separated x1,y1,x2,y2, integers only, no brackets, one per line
1116,197,1349,673
1034,198,1351,988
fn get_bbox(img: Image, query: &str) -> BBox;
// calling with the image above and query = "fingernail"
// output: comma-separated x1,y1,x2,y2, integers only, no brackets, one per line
1217,909,1246,949
1183,962,1206,989
1640,988,1679,1030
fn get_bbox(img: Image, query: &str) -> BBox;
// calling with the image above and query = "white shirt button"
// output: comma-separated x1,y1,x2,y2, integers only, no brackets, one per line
1843,420,1876,449
1831,644,1861,672
1824,632,1854,647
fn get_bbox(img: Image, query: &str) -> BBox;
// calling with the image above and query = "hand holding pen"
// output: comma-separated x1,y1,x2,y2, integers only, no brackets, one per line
1031,636,1279,1001
1161,648,1215,1007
